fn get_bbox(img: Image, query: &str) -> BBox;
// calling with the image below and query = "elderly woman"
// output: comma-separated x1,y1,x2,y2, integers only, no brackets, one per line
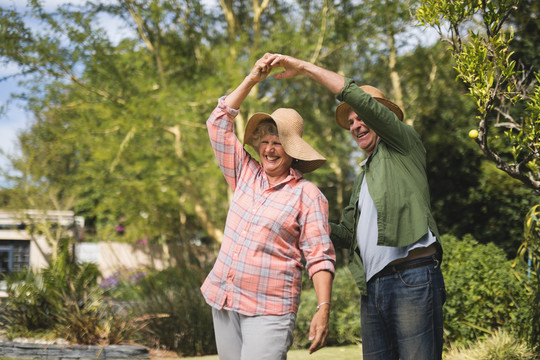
201,53,336,360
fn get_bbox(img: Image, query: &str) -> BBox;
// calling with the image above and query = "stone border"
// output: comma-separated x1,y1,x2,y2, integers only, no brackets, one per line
0,340,149,359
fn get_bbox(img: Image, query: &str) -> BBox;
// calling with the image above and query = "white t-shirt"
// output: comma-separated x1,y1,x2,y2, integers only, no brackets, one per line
356,176,436,282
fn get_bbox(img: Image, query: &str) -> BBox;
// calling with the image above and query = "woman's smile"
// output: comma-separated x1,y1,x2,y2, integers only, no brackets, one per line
259,134,293,183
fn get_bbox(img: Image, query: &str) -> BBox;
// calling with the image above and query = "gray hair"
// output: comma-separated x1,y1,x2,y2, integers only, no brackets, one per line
250,119,279,149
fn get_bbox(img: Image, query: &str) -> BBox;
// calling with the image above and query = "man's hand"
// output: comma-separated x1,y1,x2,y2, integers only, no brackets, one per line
308,303,330,354
264,52,346,94
265,53,304,80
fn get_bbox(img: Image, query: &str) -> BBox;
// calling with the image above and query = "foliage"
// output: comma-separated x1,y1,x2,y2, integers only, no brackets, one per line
294,267,361,349
416,0,540,193
1,0,533,261
296,234,531,350
517,204,540,346
0,239,138,344
440,234,531,346
444,330,538,360
443,160,539,257
107,265,216,357
0,0,438,249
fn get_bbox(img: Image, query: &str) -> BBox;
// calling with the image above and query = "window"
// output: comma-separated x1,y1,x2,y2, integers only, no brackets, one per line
0,240,30,275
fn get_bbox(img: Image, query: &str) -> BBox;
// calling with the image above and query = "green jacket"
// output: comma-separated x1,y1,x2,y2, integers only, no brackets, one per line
330,78,441,294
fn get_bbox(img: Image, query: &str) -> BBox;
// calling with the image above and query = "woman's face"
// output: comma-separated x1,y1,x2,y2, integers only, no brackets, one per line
259,133,293,182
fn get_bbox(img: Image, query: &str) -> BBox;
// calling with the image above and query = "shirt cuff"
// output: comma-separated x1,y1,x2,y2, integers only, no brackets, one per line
308,260,335,279
218,96,240,118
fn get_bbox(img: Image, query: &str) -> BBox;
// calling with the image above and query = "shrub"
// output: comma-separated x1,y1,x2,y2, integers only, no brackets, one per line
0,239,138,345
444,330,538,360
294,267,361,349
441,234,531,346
295,234,532,351
109,265,216,357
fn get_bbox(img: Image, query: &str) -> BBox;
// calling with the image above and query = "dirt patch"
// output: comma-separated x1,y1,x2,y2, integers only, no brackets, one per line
149,348,181,359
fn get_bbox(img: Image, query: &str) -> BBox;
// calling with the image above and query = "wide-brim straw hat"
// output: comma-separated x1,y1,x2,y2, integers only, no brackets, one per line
243,108,326,173
335,85,404,129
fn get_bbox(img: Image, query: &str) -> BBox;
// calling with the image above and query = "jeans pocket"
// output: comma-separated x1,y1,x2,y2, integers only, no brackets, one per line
398,266,431,287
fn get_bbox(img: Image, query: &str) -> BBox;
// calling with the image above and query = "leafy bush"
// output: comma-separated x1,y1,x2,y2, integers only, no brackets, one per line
444,330,538,360
108,265,216,357
441,234,531,346
294,267,361,349
294,234,532,351
0,239,138,344
522,204,540,348
1,270,55,338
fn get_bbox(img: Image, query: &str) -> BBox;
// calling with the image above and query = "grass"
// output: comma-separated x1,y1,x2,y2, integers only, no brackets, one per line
178,345,363,360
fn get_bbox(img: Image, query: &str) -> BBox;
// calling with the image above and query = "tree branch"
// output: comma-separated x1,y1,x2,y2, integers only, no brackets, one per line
309,0,328,64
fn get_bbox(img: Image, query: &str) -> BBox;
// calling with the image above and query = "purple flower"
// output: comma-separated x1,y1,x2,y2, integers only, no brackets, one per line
137,236,148,244
101,275,120,289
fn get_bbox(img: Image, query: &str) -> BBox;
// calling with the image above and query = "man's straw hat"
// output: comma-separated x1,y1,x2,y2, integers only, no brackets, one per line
243,108,326,173
335,85,404,129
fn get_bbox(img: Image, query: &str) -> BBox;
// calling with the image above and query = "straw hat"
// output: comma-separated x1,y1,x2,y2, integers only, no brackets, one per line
243,108,326,173
335,85,404,129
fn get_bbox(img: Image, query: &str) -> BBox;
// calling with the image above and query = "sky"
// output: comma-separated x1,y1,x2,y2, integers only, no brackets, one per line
0,1,50,169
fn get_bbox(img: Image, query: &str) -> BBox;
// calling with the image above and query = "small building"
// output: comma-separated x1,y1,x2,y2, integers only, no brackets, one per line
0,209,189,297
0,209,83,274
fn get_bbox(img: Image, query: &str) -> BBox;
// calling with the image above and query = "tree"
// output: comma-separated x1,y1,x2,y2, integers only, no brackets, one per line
1,0,228,267
416,0,540,347
0,0,388,253
416,0,540,193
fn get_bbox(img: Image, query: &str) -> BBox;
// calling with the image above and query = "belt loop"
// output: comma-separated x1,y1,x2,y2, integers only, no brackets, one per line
432,254,440,269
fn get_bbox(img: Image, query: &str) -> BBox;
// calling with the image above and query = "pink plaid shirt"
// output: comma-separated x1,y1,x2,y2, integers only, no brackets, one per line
201,97,335,316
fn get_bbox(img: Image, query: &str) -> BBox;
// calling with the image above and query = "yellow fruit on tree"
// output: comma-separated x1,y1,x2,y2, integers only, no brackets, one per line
469,129,479,139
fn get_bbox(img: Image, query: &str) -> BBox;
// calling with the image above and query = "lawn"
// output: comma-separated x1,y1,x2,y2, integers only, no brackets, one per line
178,345,363,360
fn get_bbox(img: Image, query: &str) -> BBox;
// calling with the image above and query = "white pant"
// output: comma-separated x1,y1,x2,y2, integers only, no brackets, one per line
212,308,296,360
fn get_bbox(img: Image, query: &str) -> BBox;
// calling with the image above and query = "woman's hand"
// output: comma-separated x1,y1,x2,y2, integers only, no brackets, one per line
224,53,277,109
308,270,333,354
308,304,330,354
247,53,278,84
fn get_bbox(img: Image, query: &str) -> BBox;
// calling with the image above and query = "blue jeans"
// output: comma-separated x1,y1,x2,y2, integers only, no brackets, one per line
361,258,446,360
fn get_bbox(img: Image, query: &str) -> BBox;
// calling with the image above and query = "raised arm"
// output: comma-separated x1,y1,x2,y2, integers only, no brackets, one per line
225,53,276,109
266,54,346,95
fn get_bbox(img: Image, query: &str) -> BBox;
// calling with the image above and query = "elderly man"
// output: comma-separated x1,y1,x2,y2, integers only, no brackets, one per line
267,53,445,360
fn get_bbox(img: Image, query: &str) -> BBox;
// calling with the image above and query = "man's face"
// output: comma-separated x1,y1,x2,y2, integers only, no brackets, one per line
348,109,379,156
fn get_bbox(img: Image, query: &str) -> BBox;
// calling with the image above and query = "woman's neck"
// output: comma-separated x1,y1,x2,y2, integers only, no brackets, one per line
267,174,287,185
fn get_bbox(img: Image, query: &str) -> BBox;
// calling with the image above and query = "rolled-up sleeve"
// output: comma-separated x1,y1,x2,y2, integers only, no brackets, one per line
206,96,245,191
299,193,336,279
